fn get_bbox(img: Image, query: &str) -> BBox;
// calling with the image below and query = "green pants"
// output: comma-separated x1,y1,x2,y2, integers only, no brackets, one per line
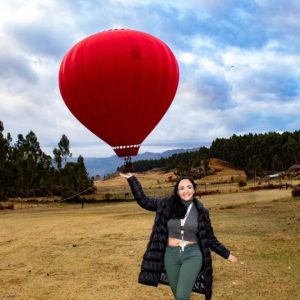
164,244,203,300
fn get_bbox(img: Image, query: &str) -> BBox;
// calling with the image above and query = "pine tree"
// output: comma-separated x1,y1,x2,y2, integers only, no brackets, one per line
58,134,72,164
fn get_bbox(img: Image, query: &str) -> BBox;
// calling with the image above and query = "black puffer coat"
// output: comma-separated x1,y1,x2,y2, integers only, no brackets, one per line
128,176,230,300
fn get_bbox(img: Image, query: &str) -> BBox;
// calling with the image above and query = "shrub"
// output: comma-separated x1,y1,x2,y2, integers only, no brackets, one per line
104,193,112,200
238,179,247,187
291,186,300,197
0,194,7,201
0,203,14,210
51,185,63,196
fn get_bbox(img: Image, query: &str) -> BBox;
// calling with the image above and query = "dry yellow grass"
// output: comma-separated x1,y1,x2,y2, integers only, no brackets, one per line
93,171,179,200
203,158,246,182
94,171,176,191
95,158,245,189
92,159,247,200
92,167,292,201
1,188,299,300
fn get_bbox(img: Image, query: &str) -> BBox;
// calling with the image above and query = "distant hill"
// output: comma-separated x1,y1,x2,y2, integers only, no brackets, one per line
78,147,199,176
94,158,247,191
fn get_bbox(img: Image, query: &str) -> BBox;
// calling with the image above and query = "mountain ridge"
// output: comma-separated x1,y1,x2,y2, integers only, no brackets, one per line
78,147,200,176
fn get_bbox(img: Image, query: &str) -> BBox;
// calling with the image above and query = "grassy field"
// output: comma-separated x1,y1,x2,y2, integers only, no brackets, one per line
1,188,299,300
91,162,298,201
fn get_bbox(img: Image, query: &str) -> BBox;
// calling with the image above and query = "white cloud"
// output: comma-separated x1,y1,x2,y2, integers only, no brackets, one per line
0,0,300,158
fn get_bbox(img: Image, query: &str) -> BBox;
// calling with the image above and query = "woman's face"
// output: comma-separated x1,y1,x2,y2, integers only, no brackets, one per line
177,179,195,201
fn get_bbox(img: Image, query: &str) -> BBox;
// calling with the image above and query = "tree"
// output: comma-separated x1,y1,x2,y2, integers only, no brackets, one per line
58,134,72,164
76,155,91,192
12,131,49,196
0,121,12,199
247,155,262,179
53,148,62,170
60,156,93,199
283,136,300,166
0,121,8,166
272,154,283,171
0,122,92,198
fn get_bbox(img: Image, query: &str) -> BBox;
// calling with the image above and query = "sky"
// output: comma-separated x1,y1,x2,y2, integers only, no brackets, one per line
0,0,300,158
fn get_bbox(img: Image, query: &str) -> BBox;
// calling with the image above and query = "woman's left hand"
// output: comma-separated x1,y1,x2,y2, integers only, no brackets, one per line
228,253,238,263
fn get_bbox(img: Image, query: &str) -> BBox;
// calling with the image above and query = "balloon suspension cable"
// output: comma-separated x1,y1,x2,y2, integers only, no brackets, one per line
123,156,133,173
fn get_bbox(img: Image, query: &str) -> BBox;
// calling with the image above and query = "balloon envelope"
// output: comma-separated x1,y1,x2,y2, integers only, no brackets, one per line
59,29,179,157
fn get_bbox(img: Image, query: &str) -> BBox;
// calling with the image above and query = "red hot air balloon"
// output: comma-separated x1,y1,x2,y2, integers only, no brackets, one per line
59,29,179,159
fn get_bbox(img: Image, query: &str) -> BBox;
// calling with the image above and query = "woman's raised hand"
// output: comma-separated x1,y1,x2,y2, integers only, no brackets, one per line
227,253,238,263
119,172,133,179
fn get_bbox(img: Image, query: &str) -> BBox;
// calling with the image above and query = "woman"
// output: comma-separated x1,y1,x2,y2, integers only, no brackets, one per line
120,173,238,300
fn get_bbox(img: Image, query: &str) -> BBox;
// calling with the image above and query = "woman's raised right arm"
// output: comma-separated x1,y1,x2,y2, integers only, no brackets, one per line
120,173,158,212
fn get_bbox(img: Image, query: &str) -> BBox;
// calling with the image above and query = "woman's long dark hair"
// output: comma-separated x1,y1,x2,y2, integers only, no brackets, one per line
170,176,197,219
